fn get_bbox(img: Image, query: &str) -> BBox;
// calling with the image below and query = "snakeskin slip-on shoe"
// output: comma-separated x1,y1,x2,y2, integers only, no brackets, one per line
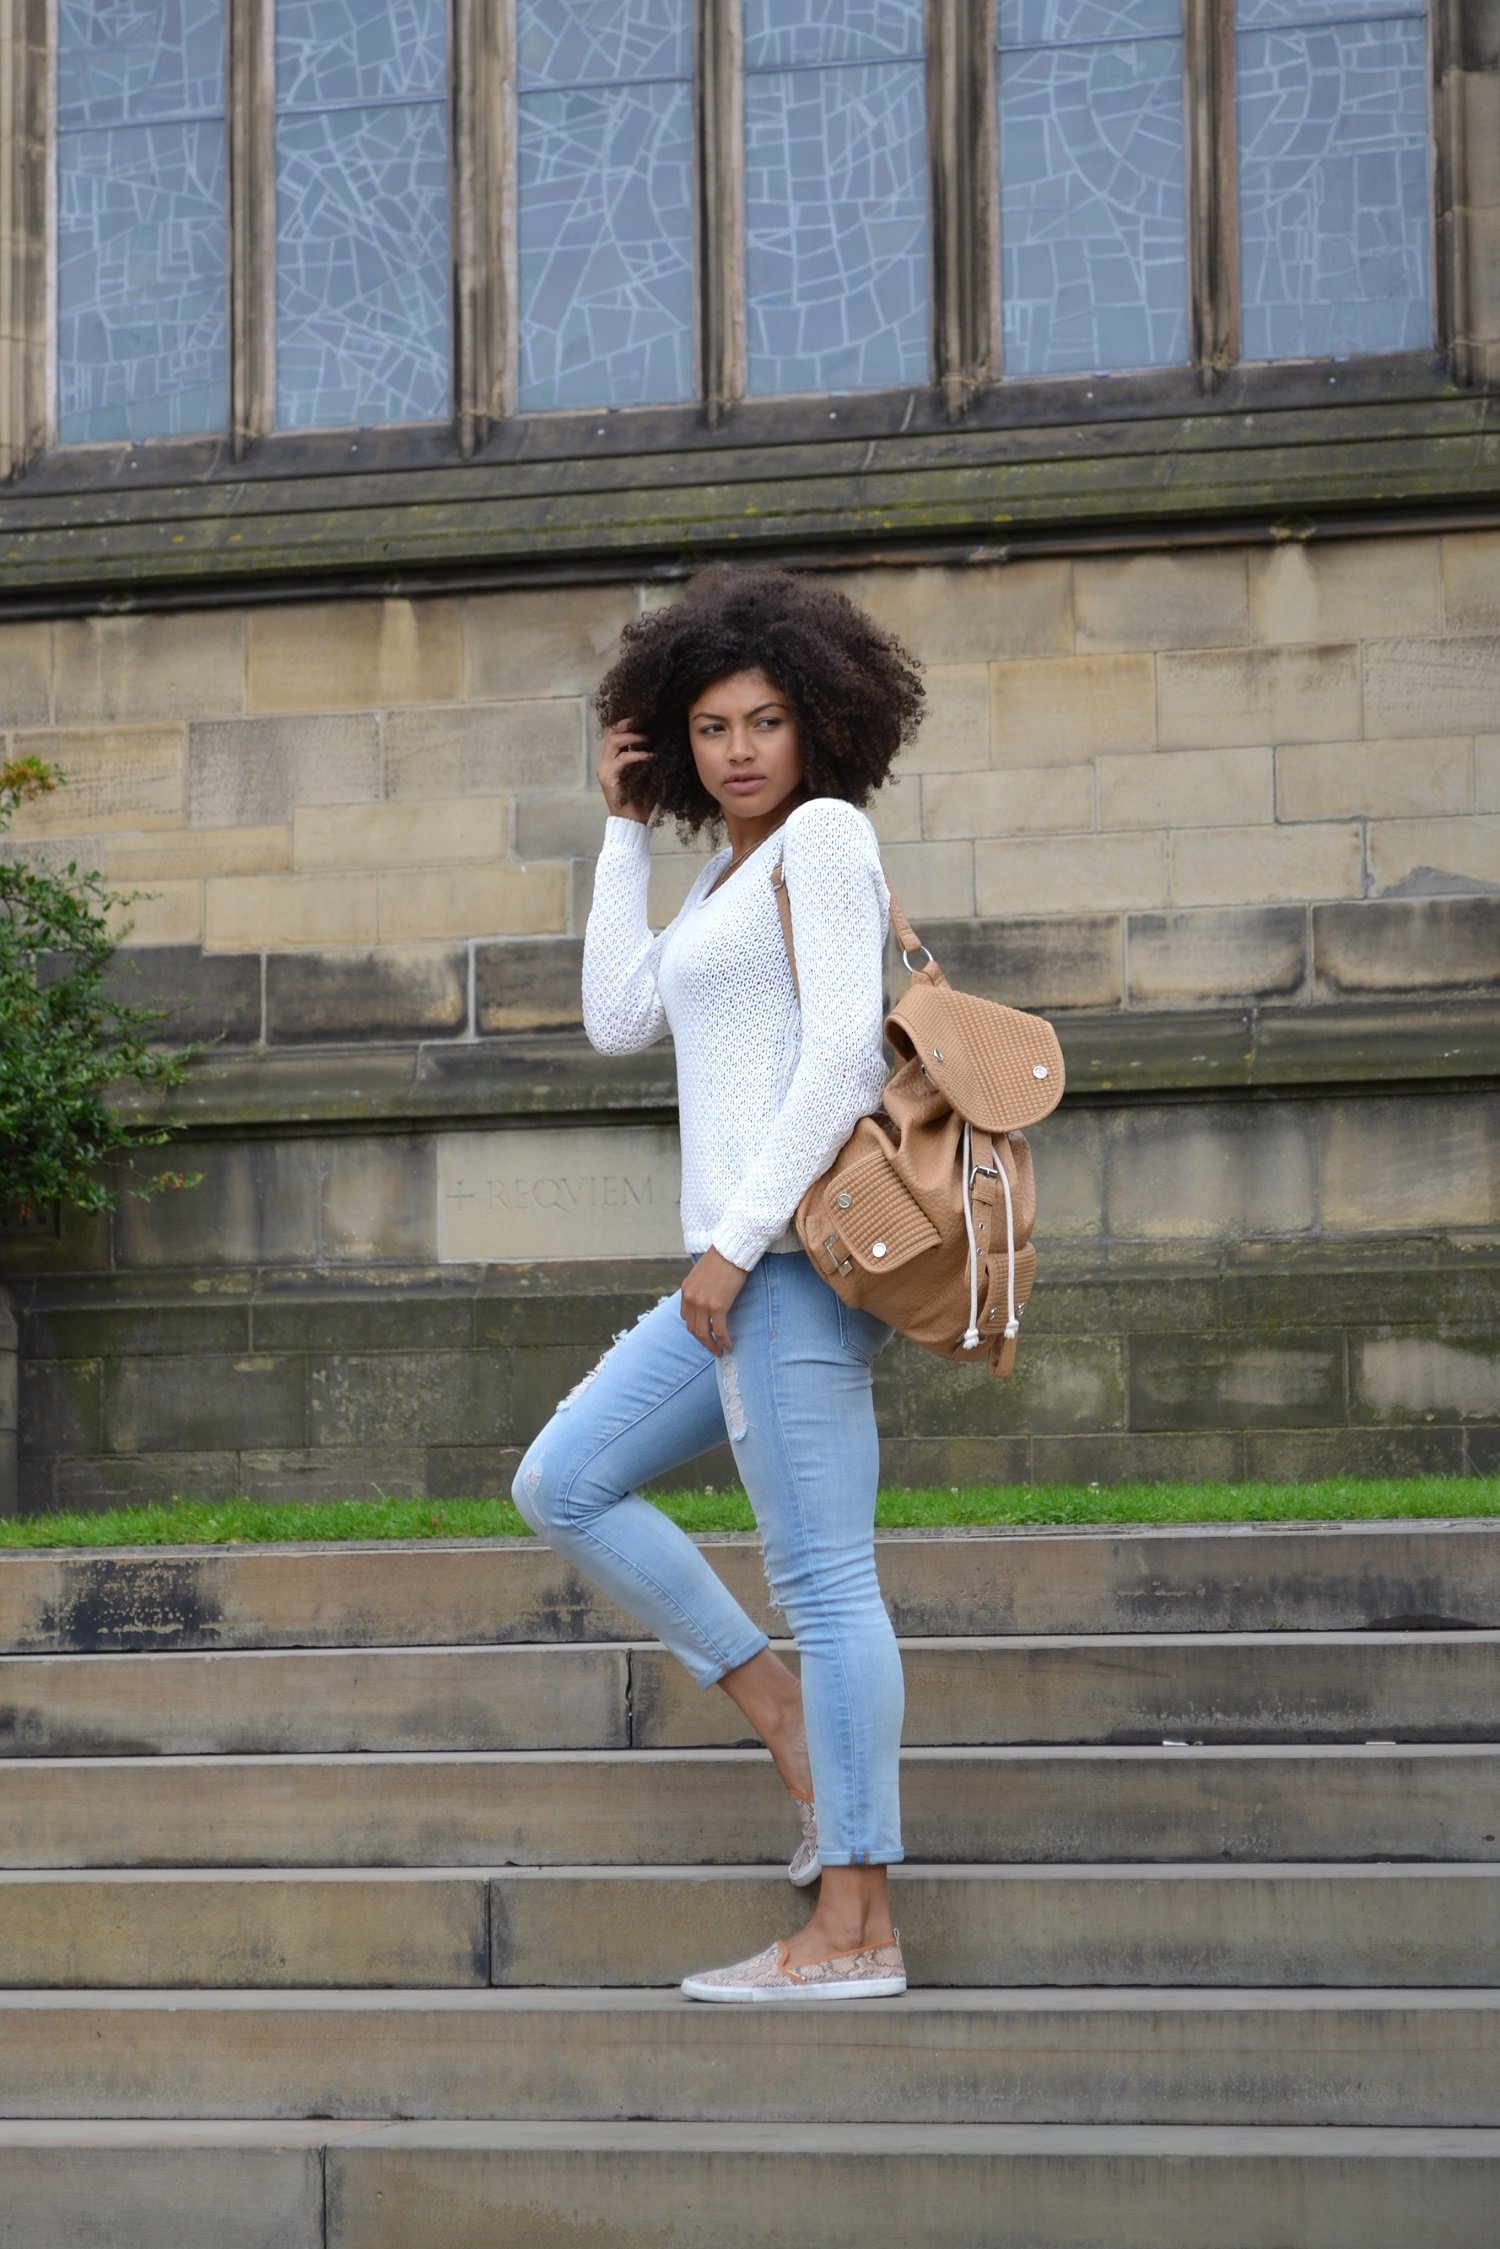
681,1932,906,2004
788,1794,821,1887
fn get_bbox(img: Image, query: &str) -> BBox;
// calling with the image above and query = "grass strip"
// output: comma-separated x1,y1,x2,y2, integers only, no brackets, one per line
0,1477,1496,1549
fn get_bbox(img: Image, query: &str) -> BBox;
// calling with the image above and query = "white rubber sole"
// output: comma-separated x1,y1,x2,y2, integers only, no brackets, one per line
680,1973,907,2004
788,1853,822,1889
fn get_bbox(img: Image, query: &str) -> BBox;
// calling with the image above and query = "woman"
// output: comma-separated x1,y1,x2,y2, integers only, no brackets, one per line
513,565,924,2002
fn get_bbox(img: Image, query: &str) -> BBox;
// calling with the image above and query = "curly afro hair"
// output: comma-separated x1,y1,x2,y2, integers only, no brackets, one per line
594,565,924,837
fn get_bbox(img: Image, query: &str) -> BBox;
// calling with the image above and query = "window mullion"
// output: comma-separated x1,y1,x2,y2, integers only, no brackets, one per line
1185,0,1238,390
929,0,996,415
0,0,48,477
228,0,275,457
453,0,512,451
697,0,743,424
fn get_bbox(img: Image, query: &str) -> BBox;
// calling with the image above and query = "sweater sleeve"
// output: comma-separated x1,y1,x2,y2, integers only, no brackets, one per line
581,817,672,1056
710,798,889,1272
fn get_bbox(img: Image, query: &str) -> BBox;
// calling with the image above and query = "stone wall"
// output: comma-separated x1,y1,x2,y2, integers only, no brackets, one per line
3,529,1499,1507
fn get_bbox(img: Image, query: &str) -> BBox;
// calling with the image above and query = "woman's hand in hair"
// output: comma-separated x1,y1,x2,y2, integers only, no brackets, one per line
598,720,653,821
680,1247,749,1357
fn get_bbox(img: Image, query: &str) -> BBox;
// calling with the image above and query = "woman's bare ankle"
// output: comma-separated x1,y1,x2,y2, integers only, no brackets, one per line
717,1651,812,1799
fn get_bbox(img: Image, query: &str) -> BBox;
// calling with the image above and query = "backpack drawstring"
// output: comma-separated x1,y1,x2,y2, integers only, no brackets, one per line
962,1126,1021,1352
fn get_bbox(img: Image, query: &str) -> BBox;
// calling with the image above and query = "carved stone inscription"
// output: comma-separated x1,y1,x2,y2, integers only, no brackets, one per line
437,1126,683,1261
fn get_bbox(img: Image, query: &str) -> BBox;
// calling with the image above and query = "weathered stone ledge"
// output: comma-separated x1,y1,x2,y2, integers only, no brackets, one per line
111,1001,1500,1136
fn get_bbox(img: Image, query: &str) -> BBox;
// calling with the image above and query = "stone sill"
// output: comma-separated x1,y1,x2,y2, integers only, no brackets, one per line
114,1000,1500,1136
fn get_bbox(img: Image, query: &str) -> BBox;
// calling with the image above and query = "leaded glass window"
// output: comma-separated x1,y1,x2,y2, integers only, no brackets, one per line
515,0,696,411
274,0,452,427
1236,0,1432,361
743,1,930,396
55,0,229,443
997,0,1189,378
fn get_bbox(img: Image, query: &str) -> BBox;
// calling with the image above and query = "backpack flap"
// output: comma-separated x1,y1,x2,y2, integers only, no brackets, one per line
806,1146,940,1277
889,981,1064,1132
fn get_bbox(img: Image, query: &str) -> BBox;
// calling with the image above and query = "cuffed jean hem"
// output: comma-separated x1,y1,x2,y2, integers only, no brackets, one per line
816,1850,906,1868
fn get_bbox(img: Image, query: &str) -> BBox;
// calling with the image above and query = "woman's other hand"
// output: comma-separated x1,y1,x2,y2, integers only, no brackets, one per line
598,719,653,821
680,1247,750,1356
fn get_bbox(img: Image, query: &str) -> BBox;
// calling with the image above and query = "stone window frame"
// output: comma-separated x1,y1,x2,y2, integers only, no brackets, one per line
0,0,1496,564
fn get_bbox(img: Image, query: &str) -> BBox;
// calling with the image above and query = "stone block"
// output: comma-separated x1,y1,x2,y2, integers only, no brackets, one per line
1312,896,1500,998
1223,1257,1500,1334
898,665,991,773
1352,1334,1500,1424
0,833,105,877
53,610,246,724
293,798,507,871
1364,636,1500,738
438,1127,683,1262
0,621,51,725
991,654,1156,764
106,825,292,880
1030,1431,1243,1484
8,726,184,834
1244,1427,1468,1480
513,792,605,859
426,1446,525,1497
1106,1102,1317,1242
114,1141,322,1270
1030,1108,1106,1238
104,1354,306,1453
308,1353,512,1449
1248,538,1441,645
1479,736,1500,813
19,1362,102,1458
247,597,461,712
251,1293,475,1354
859,838,970,918
1277,737,1473,823
1129,1333,1347,1431
875,1436,1032,1485
32,1305,249,1366
383,700,587,797
378,863,567,942
474,1274,670,1349
463,585,638,699
238,1449,428,1500
866,771,921,844
100,944,261,1046
206,872,377,950
1170,822,1362,907
1157,645,1361,749
1441,528,1500,634
1024,1273,1221,1338
1368,815,1500,896
108,879,202,948
1099,747,1272,831
0,2131,324,2249
923,764,1093,839
322,1138,439,1264
1319,1093,1500,1232
474,938,585,1031
1469,1427,1500,1474
835,557,1073,664
977,831,1168,916
899,1336,1126,1438
265,947,467,1044
1126,905,1307,1005
1075,549,1250,653
187,714,380,828
914,914,1123,1010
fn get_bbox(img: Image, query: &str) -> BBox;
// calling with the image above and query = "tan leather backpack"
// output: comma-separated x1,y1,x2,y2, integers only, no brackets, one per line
772,863,1064,1377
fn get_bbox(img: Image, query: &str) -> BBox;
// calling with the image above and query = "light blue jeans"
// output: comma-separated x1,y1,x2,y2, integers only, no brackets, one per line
512,1250,904,1865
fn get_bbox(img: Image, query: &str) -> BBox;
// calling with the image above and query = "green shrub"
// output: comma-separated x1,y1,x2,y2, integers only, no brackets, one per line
0,756,199,1218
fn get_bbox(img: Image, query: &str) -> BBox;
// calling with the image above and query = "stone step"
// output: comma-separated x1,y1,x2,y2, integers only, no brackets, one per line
7,1632,1499,1757
6,2123,1500,2249
4,1521,1497,1655
4,1864,1496,1992
1,1745,1497,1870
3,1988,1500,2127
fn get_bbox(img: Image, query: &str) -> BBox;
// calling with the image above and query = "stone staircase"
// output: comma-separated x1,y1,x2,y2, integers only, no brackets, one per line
1,1520,1499,2246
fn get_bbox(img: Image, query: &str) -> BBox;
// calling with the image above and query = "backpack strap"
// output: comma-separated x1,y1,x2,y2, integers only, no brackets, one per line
770,854,927,1005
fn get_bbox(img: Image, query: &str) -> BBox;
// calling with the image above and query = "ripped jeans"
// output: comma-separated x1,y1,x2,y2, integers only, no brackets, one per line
512,1248,904,1865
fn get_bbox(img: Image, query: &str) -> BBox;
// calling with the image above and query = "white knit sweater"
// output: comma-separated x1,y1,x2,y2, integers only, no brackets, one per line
582,797,890,1272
